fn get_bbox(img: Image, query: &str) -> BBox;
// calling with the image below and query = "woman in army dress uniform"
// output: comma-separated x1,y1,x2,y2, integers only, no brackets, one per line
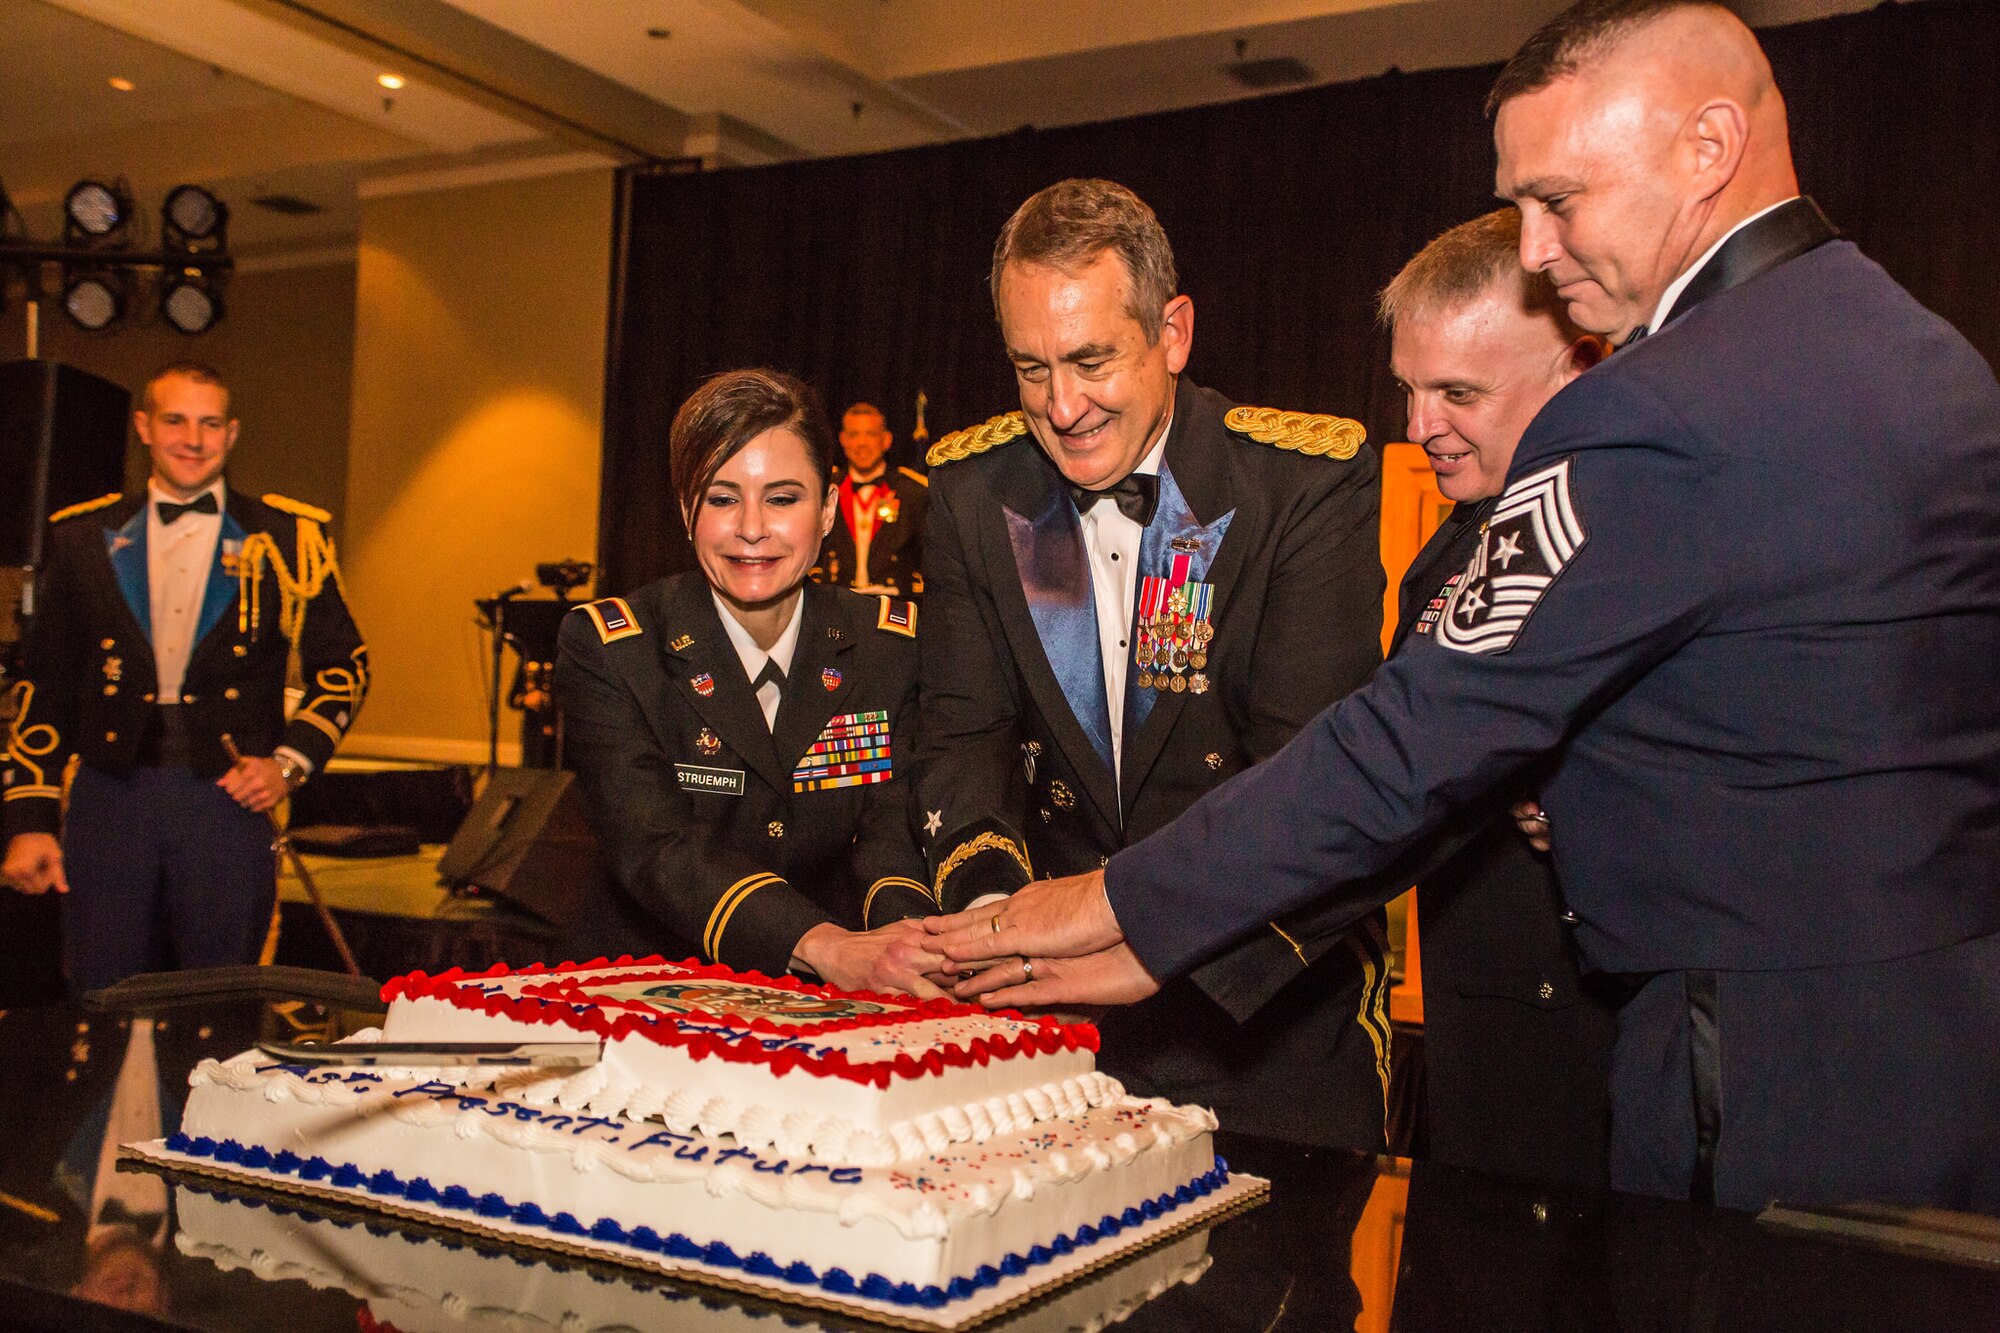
555,369,947,994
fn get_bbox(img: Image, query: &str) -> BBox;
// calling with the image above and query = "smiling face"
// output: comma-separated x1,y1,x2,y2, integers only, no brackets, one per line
1495,73,1695,342
135,372,238,499
688,425,838,616
838,408,891,477
996,252,1191,491
1391,286,1597,503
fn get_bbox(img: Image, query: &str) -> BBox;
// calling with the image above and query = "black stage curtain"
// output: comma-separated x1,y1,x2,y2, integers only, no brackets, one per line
601,0,2000,591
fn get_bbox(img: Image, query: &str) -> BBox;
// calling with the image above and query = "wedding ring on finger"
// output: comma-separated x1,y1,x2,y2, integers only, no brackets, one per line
1022,958,1035,982
990,913,1003,934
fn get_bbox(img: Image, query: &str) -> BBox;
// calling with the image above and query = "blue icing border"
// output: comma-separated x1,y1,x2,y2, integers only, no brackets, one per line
162,1132,1229,1310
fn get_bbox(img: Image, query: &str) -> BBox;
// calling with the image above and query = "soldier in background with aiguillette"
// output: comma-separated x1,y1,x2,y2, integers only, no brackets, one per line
1,362,366,992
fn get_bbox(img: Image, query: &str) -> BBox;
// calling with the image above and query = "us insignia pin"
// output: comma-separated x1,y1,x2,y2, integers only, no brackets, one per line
821,667,842,692
691,672,715,697
670,633,694,652
696,728,721,756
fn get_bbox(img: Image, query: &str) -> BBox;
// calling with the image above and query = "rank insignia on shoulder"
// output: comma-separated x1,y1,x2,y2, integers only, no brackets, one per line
578,597,642,644
926,411,1027,467
1223,405,1365,460
1436,457,1587,656
876,597,917,638
691,672,715,697
51,492,122,523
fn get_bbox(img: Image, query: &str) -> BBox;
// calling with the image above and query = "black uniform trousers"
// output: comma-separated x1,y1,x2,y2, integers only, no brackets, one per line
62,760,275,993
1394,498,1617,1187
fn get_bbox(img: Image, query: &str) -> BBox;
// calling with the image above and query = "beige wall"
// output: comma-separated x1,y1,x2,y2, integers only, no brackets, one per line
0,258,357,531
343,168,612,765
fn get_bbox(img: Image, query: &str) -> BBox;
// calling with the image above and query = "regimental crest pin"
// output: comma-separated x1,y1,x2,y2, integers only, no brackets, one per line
821,667,842,692
691,672,715,697
696,728,721,756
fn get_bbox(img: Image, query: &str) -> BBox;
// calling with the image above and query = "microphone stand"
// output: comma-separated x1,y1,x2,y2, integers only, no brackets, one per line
478,585,528,775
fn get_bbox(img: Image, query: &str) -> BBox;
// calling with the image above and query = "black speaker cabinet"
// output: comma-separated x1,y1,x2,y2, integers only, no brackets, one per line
0,360,131,567
437,768,601,928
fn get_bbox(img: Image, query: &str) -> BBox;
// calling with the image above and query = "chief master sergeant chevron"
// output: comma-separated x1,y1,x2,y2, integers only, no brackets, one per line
2,361,367,992
931,1,2000,1213
915,178,1391,1149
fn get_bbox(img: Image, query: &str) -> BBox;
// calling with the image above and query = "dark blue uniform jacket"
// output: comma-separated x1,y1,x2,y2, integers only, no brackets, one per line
1111,227,2000,983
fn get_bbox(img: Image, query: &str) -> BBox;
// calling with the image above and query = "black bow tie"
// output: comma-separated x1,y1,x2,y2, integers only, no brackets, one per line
1069,472,1160,526
156,492,219,525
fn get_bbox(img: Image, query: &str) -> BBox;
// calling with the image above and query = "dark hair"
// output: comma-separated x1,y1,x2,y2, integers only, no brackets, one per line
670,368,835,520
842,402,887,427
142,361,229,413
990,179,1179,342
1487,0,1727,116
1378,208,1575,334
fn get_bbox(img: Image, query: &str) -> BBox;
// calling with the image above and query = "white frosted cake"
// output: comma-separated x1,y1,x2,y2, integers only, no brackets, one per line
131,958,1256,1327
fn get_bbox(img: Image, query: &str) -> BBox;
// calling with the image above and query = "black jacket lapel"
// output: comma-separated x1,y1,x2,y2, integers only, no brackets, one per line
771,584,860,778
1660,196,1838,330
658,577,788,793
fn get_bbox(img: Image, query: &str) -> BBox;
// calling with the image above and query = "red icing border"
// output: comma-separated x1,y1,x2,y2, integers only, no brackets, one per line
379,956,1099,1088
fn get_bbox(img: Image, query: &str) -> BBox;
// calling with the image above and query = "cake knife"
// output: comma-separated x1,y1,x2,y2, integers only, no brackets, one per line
257,1040,601,1068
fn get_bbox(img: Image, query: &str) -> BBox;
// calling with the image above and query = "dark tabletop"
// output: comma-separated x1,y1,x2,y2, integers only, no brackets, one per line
2,989,1995,1332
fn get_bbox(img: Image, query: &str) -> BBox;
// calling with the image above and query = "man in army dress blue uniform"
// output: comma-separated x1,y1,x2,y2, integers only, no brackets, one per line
917,179,1393,1148
2,363,366,992
933,2,2000,1212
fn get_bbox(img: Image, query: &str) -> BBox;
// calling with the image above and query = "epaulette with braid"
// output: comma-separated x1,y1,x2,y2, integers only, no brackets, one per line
48,492,121,523
1223,406,1366,460
926,411,1027,468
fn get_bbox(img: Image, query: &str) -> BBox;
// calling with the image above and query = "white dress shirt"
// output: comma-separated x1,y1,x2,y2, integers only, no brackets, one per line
1077,422,1170,786
147,477,225,702
1645,196,1800,337
714,589,805,730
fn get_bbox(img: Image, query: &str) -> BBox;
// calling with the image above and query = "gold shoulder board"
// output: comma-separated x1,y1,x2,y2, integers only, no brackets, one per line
1223,405,1365,460
578,597,643,644
896,465,930,488
262,492,332,523
49,492,122,523
876,596,917,638
926,411,1027,468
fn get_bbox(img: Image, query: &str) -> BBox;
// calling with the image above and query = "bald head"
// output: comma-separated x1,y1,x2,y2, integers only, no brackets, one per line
1491,1,1798,340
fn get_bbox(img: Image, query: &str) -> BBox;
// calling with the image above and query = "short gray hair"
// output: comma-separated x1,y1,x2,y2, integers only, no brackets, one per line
990,179,1180,343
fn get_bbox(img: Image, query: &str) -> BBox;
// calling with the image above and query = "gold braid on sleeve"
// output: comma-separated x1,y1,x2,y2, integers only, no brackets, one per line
2,681,61,802
933,831,1033,901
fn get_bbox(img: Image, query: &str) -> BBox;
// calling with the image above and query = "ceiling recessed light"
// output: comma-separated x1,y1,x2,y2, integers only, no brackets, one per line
377,72,406,90
107,76,135,92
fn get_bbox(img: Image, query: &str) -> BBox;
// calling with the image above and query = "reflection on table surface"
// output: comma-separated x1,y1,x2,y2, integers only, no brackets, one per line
2,991,1996,1331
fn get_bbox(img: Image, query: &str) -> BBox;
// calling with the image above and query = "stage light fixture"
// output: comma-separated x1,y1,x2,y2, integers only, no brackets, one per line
64,179,132,244
162,183,227,252
62,270,125,330
160,270,223,334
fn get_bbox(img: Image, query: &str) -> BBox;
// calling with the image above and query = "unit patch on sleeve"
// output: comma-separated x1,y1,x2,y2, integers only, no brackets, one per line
1435,457,1587,655
792,710,893,792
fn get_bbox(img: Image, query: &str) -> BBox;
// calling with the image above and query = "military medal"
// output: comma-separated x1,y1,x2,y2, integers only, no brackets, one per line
691,672,715,697
696,728,721,756
1170,673,1188,694
1189,671,1210,695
